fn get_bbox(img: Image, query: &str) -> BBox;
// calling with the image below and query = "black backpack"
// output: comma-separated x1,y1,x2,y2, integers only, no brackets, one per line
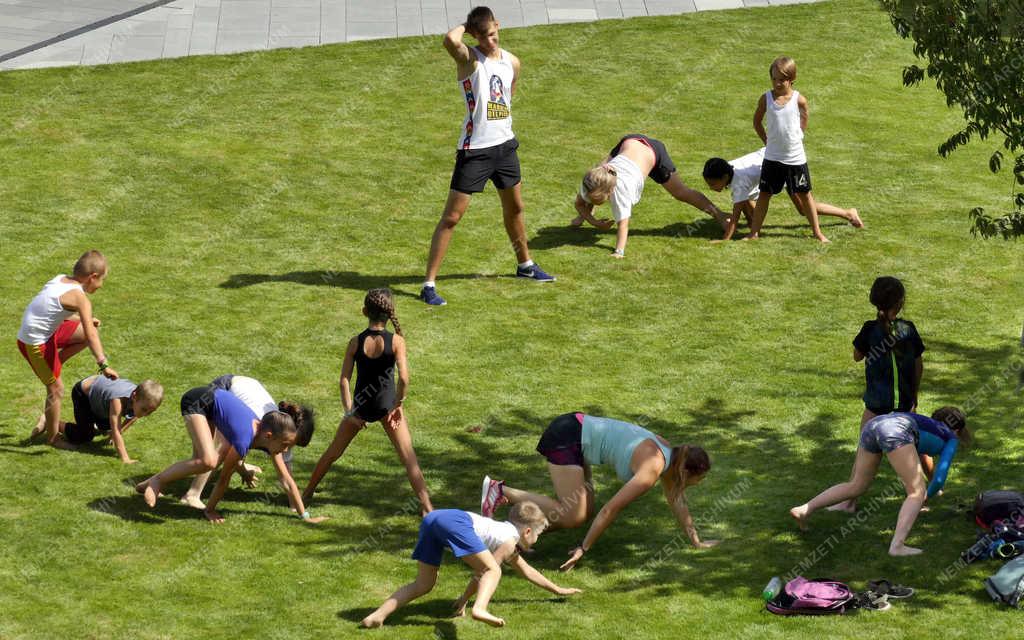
974,491,1024,529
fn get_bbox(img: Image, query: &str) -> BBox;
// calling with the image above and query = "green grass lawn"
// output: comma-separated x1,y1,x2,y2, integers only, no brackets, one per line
2,0,1023,637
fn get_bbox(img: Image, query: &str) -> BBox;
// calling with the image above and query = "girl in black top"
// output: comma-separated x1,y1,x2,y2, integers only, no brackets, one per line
303,288,433,515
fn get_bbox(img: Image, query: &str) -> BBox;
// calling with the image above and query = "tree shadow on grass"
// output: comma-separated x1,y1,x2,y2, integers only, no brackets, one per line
219,271,501,298
594,403,991,608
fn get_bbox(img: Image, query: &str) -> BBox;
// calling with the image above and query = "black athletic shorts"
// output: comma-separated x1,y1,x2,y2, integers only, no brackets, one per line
450,137,521,194
536,413,585,467
180,385,216,418
65,381,100,444
611,134,677,184
759,159,812,195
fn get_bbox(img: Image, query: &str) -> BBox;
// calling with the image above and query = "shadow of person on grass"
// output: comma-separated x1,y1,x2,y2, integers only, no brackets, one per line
87,494,194,524
219,271,501,298
528,219,724,251
0,432,48,455
337,601,458,634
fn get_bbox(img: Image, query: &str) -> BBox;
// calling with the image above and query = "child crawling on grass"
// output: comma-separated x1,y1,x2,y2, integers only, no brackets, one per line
362,501,580,628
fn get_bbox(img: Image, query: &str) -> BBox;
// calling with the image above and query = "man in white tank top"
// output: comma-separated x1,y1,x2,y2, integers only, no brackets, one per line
419,6,554,306
17,250,119,449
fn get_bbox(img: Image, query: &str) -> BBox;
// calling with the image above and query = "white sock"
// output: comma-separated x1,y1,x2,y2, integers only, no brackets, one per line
518,260,534,269
423,281,436,289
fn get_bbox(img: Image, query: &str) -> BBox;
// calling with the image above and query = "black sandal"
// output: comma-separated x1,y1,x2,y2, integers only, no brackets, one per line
867,579,915,599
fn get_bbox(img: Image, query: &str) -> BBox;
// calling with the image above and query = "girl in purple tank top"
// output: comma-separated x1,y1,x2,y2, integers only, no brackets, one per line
136,385,313,523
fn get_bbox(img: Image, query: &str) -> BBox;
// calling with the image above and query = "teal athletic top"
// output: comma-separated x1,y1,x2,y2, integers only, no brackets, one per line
580,415,674,481
909,413,960,498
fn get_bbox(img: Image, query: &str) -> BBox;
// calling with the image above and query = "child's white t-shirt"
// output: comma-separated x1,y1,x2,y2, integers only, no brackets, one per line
579,154,645,222
229,376,277,417
729,148,765,204
468,512,520,553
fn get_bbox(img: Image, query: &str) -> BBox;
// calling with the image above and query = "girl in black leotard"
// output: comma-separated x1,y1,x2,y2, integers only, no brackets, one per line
303,288,433,515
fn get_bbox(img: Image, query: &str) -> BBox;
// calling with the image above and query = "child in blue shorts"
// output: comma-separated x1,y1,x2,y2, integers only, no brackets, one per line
362,501,580,628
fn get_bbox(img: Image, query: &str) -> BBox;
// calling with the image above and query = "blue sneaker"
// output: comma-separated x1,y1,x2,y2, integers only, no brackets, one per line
515,263,555,282
418,286,446,306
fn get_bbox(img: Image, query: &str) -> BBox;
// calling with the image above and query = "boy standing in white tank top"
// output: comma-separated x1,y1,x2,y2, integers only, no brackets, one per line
419,6,554,306
17,250,119,449
745,56,832,243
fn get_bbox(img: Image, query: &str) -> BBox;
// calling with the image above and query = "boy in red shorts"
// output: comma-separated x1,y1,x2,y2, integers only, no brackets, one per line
17,250,119,448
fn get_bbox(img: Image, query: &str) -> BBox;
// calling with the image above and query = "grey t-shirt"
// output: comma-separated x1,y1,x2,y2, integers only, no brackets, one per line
88,376,137,424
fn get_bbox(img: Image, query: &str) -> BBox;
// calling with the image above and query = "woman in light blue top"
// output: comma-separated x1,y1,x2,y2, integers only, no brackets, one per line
483,413,718,570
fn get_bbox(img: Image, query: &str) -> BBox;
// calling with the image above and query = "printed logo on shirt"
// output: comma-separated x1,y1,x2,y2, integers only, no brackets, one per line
487,75,509,120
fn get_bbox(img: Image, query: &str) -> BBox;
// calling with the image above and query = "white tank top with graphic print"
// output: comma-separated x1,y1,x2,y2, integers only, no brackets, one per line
764,90,806,165
456,47,515,150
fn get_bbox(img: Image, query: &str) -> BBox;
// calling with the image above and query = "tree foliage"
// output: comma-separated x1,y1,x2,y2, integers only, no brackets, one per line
881,0,1024,238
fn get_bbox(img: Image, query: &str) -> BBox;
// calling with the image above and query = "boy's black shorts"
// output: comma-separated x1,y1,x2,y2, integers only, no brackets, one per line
611,134,677,184
450,138,521,194
66,381,101,444
759,159,812,195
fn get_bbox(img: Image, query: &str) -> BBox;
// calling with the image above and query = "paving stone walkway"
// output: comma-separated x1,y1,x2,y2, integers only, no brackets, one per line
0,0,821,70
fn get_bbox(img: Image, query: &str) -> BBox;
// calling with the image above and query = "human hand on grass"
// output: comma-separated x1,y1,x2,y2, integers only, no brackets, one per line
556,587,583,596
694,540,720,549
560,546,585,571
204,509,224,524
240,468,260,489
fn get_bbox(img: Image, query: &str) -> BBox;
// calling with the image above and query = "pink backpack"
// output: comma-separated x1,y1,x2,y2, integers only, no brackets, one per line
766,577,855,615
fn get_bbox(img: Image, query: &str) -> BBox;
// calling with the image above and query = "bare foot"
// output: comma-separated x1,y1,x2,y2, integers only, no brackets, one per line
180,495,206,510
889,544,923,557
742,233,759,240
361,613,384,628
471,609,506,627
570,215,584,228
847,208,863,228
815,235,832,244
29,415,46,440
139,479,161,508
48,433,77,450
789,505,810,531
826,501,857,513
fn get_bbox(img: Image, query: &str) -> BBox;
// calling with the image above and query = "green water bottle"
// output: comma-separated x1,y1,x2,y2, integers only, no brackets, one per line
762,576,783,601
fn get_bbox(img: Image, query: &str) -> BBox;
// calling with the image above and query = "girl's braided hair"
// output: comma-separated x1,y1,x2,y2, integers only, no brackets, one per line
365,288,402,336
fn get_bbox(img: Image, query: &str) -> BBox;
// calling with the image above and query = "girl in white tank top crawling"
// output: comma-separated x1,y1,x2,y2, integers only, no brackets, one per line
571,134,729,258
745,56,841,244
